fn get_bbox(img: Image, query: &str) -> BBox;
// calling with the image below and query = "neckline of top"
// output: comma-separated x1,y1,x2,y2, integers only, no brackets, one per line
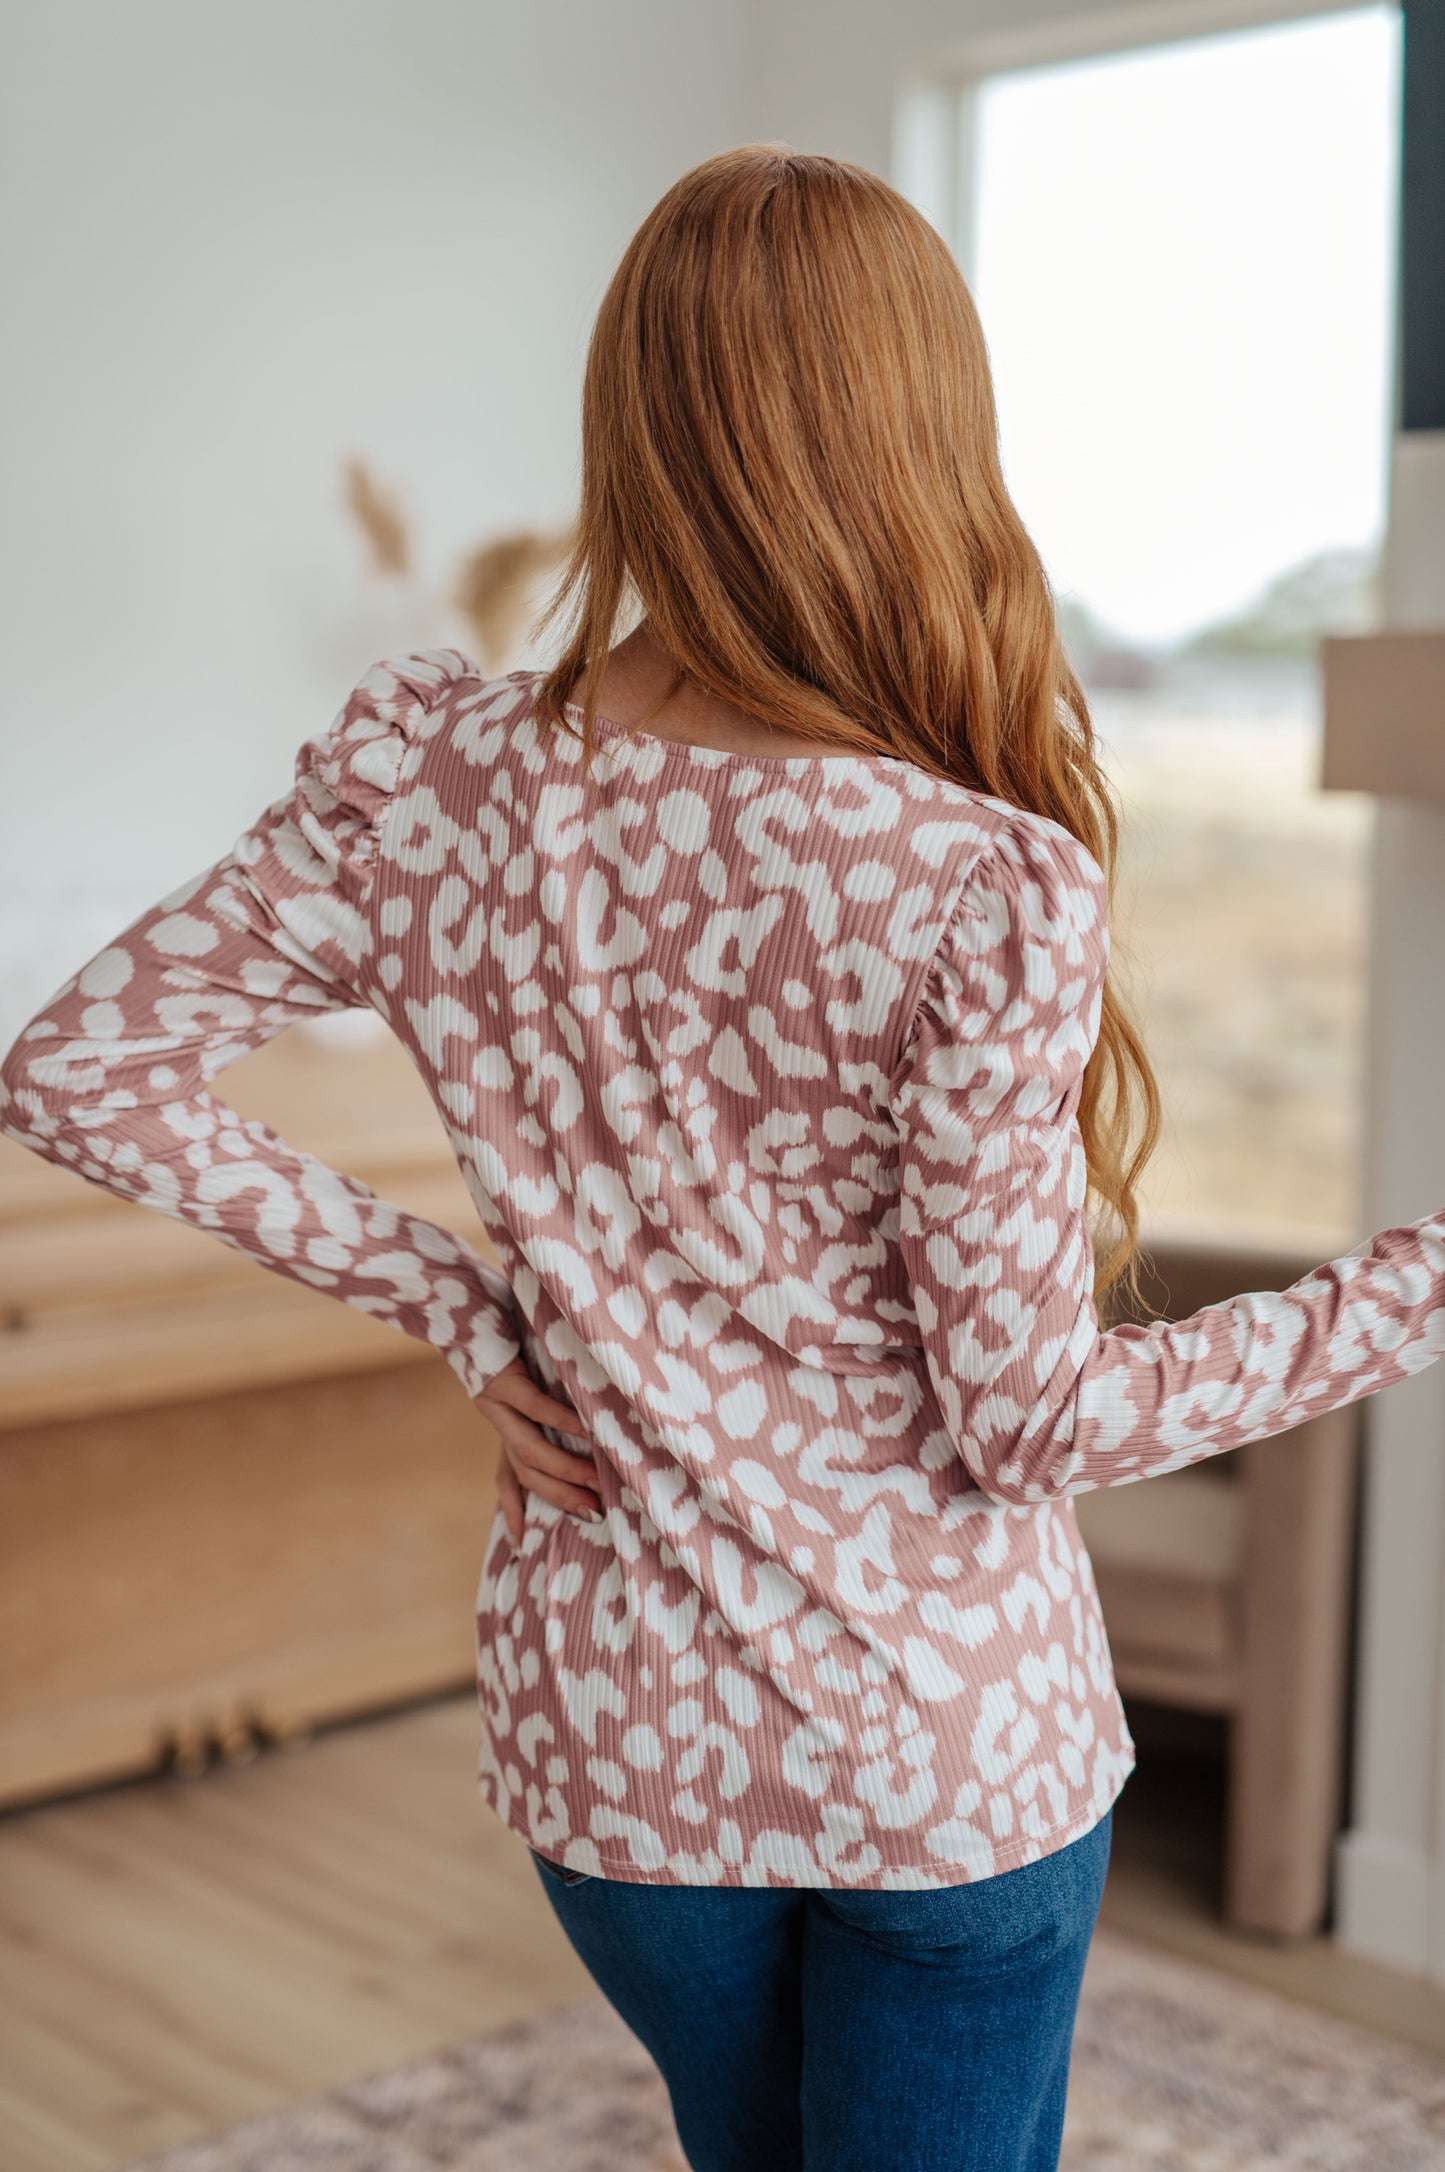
552,693,896,770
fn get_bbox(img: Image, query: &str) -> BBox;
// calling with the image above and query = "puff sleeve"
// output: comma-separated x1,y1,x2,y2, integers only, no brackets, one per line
0,650,523,1401
887,809,1445,1504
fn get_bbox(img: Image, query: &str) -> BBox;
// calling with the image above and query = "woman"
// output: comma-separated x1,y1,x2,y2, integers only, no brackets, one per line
3,144,1442,2172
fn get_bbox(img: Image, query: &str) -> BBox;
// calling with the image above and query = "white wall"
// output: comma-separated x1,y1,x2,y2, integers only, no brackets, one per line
742,0,1042,170
0,0,739,1039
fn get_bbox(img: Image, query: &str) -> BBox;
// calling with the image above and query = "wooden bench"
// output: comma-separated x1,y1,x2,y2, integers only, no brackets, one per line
1077,1230,1361,1940
0,1022,506,1807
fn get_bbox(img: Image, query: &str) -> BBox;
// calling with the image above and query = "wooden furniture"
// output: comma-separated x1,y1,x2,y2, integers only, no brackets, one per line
1076,1229,1362,1940
1321,627,1445,795
0,1023,506,1809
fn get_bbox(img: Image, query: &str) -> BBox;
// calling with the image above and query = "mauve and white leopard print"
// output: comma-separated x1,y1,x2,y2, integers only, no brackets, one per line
6,650,1445,1887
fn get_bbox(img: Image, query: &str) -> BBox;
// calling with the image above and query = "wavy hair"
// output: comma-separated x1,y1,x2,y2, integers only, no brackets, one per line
534,143,1160,1301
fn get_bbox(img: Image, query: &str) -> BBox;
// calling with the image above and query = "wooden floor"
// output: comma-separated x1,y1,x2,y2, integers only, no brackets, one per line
3,1695,1443,2172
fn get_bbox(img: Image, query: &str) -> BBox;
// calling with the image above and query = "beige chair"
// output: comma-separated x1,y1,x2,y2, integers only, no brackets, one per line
1075,1232,1360,1939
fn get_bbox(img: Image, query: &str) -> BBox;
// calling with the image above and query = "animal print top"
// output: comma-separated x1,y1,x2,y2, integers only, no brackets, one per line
7,650,1445,1887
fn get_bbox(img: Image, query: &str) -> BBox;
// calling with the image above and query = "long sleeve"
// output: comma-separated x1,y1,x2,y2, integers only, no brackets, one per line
0,651,522,1400
887,808,1445,1505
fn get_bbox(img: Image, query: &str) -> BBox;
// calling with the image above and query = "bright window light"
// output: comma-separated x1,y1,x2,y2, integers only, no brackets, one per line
955,7,1403,1239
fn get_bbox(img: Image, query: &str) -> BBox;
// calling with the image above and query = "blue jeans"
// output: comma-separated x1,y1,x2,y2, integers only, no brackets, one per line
530,1807,1112,2172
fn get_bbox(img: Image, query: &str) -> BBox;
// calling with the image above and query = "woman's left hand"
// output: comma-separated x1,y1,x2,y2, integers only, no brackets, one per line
474,1358,603,1543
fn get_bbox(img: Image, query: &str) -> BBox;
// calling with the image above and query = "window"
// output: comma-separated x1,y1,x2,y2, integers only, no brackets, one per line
903,5,1402,1242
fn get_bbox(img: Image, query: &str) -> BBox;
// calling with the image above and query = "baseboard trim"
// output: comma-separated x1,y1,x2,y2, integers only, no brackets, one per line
1334,1827,1434,1976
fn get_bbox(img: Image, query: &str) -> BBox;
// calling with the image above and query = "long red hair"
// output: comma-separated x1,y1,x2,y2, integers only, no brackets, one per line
534,143,1159,1300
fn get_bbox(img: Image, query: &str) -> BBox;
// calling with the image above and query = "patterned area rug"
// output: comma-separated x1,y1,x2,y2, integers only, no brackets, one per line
126,1930,1445,2172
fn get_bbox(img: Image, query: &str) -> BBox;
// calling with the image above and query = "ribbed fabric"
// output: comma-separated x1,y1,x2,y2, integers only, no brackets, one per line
7,649,1445,1889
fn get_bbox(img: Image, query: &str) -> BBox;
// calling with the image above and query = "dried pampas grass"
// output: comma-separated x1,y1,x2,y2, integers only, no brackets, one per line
453,527,572,669
343,457,412,578
341,454,571,672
